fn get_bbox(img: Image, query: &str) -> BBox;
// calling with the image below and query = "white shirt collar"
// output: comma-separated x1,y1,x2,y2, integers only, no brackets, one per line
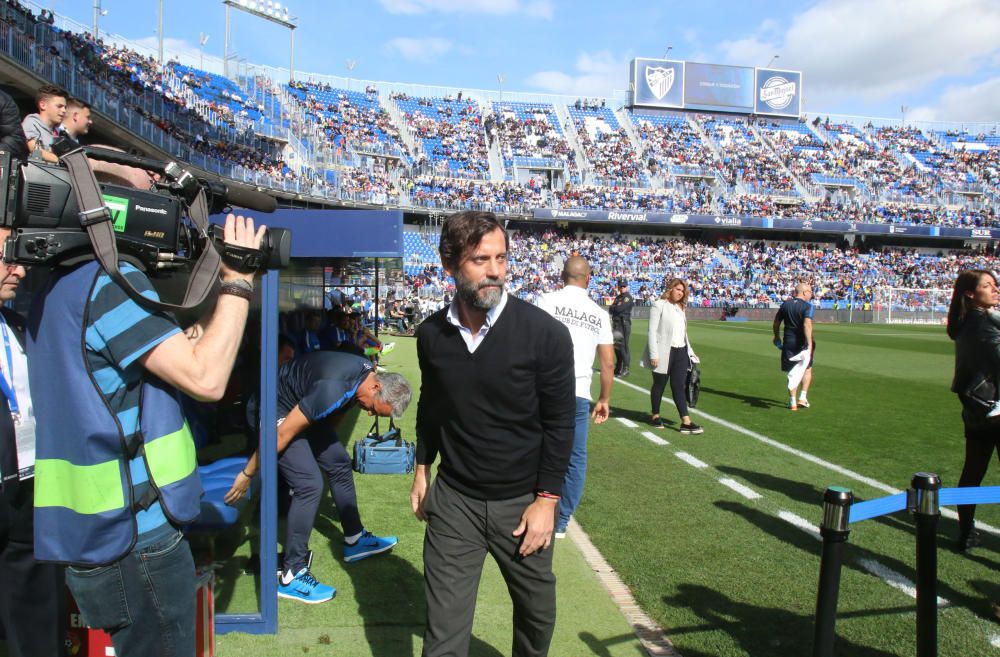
446,290,509,353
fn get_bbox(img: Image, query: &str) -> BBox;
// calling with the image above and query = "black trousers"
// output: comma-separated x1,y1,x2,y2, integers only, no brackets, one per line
650,346,690,419
957,422,1000,536
279,426,363,574
0,479,64,657
613,318,631,373
422,477,556,657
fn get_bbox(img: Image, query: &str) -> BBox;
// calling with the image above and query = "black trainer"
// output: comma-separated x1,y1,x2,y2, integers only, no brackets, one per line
679,422,704,435
651,416,665,429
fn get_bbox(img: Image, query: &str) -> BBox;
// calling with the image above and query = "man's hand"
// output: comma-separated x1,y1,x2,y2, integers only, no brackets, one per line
219,213,266,283
512,496,558,557
592,400,610,424
224,471,252,506
773,337,782,349
410,465,430,521
649,358,659,369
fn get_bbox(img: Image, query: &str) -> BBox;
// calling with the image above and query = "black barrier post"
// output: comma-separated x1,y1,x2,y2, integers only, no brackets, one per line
813,486,853,657
911,473,941,657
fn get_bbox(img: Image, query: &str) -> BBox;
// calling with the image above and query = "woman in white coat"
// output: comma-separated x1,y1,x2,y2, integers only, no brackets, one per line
645,278,704,434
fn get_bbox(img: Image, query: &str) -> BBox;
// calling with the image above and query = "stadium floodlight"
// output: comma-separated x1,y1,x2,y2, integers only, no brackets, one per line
223,0,298,81
497,74,506,101
92,0,108,38
663,45,673,59
766,54,780,68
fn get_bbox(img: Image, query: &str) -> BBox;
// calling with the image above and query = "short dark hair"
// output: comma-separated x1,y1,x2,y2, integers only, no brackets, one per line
438,211,508,270
66,98,90,112
36,84,67,106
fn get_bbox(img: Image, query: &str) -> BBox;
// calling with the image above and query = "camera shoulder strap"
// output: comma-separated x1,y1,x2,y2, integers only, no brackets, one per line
59,146,221,313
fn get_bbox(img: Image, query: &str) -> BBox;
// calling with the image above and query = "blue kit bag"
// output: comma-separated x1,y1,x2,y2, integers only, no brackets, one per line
353,418,415,475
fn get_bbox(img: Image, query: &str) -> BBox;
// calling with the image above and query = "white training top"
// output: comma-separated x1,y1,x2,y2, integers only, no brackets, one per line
536,285,614,400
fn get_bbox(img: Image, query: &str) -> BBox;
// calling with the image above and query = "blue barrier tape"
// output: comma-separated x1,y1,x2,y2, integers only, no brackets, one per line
940,486,1000,507
848,492,908,524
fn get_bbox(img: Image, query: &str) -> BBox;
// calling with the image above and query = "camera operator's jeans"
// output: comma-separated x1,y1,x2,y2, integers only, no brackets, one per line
557,397,592,532
66,529,196,657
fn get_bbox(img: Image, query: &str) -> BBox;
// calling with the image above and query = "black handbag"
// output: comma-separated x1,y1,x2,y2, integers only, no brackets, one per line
686,362,701,408
963,373,996,410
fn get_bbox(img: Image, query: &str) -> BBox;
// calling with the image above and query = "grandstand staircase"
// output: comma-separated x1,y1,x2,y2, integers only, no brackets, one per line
481,102,507,182
614,108,645,160
380,96,421,161
749,122,818,201
555,104,592,185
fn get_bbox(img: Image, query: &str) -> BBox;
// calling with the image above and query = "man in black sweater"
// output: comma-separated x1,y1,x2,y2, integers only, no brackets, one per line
410,211,575,657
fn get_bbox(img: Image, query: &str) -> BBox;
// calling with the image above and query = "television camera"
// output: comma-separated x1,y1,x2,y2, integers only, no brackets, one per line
0,139,290,312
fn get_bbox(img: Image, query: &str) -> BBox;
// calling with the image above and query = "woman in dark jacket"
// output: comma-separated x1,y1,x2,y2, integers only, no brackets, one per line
947,269,1000,551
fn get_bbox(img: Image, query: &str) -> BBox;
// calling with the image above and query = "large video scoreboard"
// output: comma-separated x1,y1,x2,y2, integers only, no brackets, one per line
630,58,803,117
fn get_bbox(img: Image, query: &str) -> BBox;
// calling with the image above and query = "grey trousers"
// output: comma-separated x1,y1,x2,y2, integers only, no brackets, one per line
422,477,557,657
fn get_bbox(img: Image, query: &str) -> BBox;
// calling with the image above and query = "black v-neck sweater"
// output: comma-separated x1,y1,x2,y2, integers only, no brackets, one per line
415,296,576,499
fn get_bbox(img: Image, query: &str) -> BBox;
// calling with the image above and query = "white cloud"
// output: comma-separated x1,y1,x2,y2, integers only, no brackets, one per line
385,37,453,63
378,0,553,19
716,0,1000,108
525,50,624,96
907,77,1000,123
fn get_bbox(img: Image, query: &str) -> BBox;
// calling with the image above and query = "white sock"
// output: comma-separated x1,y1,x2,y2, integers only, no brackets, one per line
799,393,808,402
789,396,797,406
280,569,296,585
344,531,363,545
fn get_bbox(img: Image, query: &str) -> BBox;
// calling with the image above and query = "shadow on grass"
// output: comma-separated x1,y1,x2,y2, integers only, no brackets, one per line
715,466,1000,564
578,631,649,656
660,584,898,657
313,513,504,657
699,385,785,410
714,500,987,619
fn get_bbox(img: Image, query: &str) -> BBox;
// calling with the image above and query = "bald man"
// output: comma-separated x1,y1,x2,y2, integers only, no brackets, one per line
536,256,615,537
772,281,815,411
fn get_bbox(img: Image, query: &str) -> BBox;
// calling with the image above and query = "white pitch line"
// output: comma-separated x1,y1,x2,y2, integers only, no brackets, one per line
612,376,1000,537
641,431,670,446
778,510,821,540
856,557,949,606
719,477,762,500
675,451,708,469
617,417,639,429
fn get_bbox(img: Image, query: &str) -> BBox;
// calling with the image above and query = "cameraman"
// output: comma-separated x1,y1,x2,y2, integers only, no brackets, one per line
28,155,267,657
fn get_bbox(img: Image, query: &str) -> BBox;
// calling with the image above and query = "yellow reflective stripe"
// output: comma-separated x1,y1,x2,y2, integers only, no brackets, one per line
34,458,125,514
145,422,197,487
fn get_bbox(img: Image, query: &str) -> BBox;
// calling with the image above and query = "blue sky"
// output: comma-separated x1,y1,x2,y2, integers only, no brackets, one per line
42,0,1000,123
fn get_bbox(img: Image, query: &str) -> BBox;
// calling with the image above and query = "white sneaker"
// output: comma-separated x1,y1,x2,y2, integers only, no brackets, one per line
988,401,1000,418
382,342,396,355
798,399,810,409
554,530,567,539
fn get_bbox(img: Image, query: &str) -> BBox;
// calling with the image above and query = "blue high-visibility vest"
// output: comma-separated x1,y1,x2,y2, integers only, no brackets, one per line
28,262,203,566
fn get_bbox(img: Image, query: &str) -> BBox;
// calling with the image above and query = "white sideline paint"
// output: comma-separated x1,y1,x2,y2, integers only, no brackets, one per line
778,510,821,540
642,431,670,446
856,557,949,606
675,452,708,469
612,377,1000,537
719,478,762,500
617,417,639,429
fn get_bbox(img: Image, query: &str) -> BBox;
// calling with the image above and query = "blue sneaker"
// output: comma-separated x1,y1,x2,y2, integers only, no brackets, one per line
277,568,335,604
344,530,398,563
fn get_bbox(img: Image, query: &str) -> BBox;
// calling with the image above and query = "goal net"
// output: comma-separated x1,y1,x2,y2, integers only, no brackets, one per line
872,287,951,324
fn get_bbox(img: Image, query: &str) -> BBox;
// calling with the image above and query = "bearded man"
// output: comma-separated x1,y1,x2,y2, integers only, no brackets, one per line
409,211,575,657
